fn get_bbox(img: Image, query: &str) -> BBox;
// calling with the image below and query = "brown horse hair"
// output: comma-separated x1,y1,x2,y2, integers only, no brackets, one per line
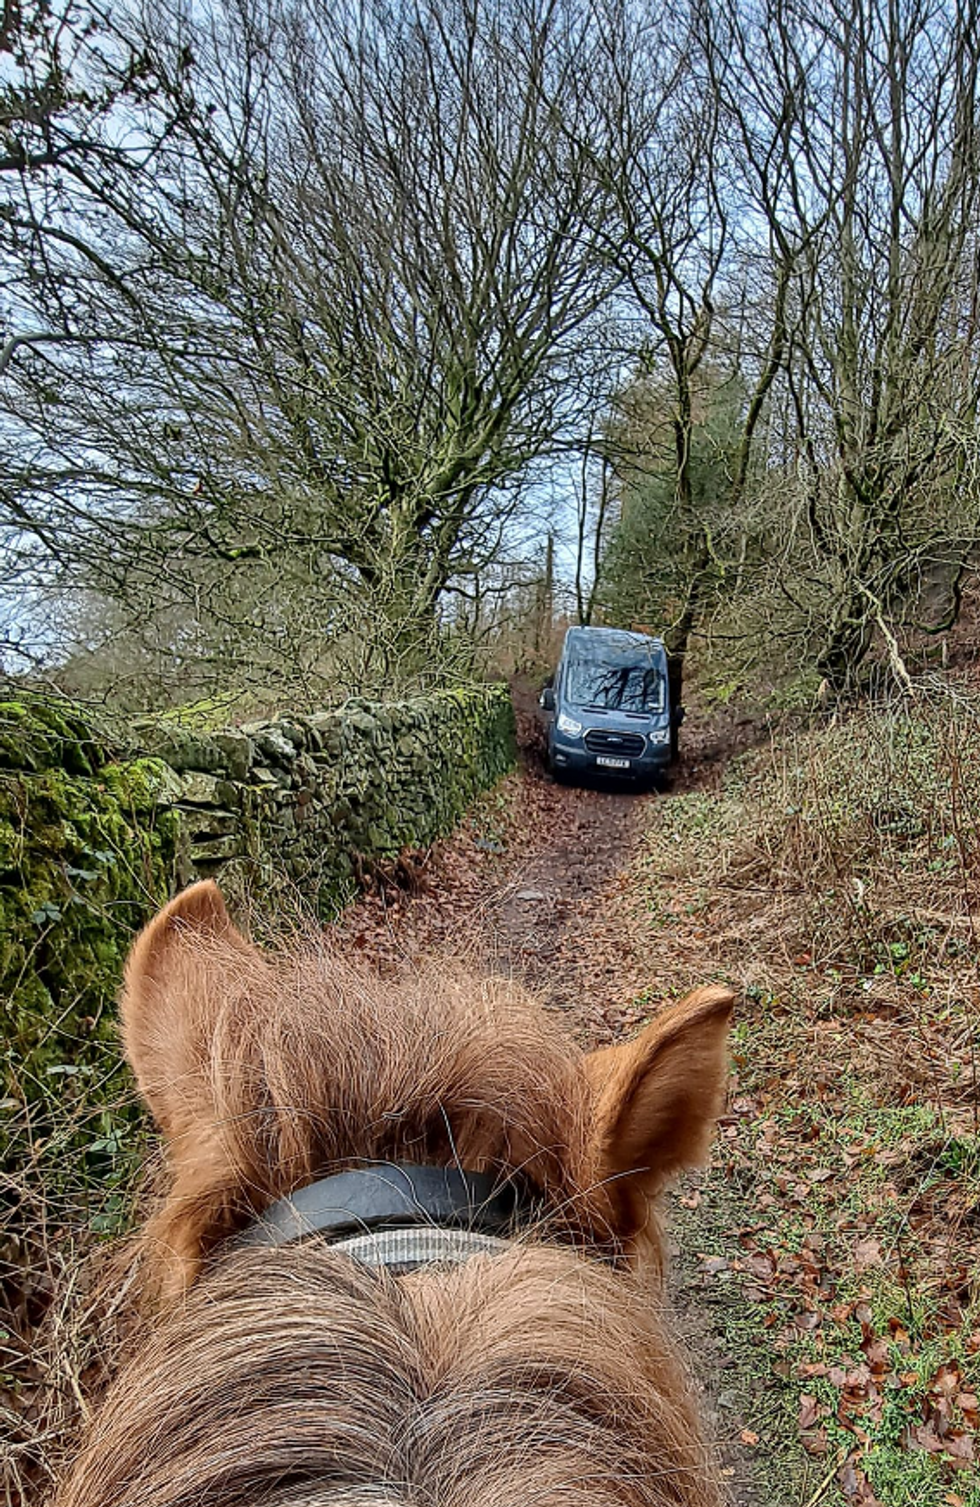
53,883,735,1507
56,1244,720,1507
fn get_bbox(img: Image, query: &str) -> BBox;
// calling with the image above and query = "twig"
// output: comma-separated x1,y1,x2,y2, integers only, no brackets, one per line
803,1448,848,1507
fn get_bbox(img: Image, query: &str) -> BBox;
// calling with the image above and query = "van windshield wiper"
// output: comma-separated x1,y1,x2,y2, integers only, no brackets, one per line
582,703,653,718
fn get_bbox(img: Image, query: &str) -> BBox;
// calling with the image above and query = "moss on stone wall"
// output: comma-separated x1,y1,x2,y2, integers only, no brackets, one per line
299,684,516,902
0,684,515,1188
0,701,182,1181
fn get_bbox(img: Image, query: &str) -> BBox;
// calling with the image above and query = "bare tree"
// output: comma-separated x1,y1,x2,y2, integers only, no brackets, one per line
0,1,169,373
13,0,974,703
1,0,620,695
713,0,980,690
572,431,613,626
594,0,980,703
579,0,797,721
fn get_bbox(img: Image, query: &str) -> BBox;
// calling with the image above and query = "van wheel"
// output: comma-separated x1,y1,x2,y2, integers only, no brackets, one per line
669,708,683,763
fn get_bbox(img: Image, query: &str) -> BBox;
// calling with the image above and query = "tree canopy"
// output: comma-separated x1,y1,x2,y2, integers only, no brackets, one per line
3,0,979,702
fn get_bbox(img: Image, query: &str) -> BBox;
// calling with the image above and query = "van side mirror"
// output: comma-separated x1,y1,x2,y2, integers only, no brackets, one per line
540,686,556,712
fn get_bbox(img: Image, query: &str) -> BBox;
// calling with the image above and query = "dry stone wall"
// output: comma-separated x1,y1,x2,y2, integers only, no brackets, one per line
0,685,514,1151
134,684,515,900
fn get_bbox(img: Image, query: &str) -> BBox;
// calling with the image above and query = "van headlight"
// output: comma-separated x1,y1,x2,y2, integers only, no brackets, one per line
650,729,670,744
556,712,583,737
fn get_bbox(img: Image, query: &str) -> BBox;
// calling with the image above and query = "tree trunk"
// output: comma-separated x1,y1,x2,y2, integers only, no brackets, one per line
663,537,709,761
814,601,875,696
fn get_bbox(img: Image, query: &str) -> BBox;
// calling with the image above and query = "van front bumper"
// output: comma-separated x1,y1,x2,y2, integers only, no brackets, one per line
549,734,671,778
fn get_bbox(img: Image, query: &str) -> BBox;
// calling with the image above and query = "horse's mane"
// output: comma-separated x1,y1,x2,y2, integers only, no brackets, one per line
58,1243,718,1507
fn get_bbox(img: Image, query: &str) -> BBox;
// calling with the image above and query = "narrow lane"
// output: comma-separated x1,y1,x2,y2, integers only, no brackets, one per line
336,686,762,1505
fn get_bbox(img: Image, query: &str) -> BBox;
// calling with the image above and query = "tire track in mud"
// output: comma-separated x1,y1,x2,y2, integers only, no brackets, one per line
480,677,659,1031
487,781,648,1016
337,681,658,1028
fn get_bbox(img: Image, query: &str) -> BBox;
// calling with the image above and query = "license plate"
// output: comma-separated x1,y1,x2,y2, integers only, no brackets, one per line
595,756,631,769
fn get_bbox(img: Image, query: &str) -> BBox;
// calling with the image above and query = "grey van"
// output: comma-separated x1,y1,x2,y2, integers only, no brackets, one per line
540,627,674,784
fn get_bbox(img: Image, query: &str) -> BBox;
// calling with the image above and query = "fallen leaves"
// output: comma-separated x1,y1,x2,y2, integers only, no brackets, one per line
800,1393,828,1430
839,1456,882,1506
853,1238,883,1272
686,1007,980,1501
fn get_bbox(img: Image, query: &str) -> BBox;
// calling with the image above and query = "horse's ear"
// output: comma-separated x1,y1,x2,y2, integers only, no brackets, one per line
122,881,254,1135
585,986,735,1235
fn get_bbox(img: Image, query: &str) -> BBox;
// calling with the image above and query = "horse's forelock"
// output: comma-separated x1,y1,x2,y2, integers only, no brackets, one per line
137,934,598,1297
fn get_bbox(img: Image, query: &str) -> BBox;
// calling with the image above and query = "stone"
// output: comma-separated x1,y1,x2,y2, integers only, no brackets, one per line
176,771,225,805
103,757,184,808
181,808,238,838
214,732,253,781
295,753,318,783
135,722,223,773
299,721,324,752
189,834,242,861
255,729,298,764
346,711,378,738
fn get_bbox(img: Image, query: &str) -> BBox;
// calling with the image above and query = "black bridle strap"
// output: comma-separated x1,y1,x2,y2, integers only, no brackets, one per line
235,1162,535,1251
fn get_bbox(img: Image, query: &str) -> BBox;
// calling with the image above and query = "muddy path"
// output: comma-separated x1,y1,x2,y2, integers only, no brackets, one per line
339,684,764,1504
488,782,641,1003
341,680,764,1040
488,679,649,1016
339,680,666,1037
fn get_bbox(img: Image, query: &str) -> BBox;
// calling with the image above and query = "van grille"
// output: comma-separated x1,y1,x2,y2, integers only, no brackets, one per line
584,729,646,758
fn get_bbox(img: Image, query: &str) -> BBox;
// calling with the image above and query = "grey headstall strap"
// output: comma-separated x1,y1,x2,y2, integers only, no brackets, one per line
331,1226,511,1275
234,1161,536,1273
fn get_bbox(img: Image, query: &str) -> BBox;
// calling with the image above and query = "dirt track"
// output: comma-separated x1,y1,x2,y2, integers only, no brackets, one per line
339,679,667,1039
338,682,762,1505
489,681,648,1017
342,678,765,1040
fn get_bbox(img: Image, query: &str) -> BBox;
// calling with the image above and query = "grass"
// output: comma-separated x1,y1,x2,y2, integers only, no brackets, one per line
637,687,980,1507
669,1059,980,1505
670,1175,833,1507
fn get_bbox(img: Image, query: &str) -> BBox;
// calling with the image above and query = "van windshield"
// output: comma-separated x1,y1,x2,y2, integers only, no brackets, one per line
564,660,665,714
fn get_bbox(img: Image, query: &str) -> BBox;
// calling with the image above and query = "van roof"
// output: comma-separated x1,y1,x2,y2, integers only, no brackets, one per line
562,626,665,664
